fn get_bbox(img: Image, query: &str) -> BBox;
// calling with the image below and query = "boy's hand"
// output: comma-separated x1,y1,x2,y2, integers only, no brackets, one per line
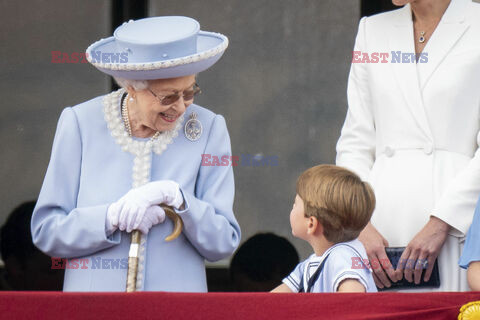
358,222,397,289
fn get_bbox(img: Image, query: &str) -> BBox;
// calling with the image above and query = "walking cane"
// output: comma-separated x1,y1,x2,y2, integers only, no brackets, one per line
126,205,184,292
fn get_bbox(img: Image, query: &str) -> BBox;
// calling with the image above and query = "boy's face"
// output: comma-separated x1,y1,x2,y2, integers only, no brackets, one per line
290,194,308,239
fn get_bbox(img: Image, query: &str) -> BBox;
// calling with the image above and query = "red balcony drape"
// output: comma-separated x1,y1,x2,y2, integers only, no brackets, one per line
1,291,479,319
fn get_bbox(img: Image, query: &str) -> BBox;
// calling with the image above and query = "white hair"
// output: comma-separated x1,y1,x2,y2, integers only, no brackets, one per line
114,74,199,91
113,77,149,91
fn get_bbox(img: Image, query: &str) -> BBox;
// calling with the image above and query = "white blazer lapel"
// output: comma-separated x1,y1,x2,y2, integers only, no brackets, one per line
417,0,470,89
388,4,432,139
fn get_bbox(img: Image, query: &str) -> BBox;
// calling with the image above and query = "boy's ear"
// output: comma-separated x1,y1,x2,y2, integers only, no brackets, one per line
307,216,322,235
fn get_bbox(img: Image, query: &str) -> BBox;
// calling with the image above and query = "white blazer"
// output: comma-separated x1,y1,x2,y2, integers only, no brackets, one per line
336,0,480,291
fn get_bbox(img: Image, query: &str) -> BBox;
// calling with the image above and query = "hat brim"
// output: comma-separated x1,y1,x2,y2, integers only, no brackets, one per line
86,31,228,80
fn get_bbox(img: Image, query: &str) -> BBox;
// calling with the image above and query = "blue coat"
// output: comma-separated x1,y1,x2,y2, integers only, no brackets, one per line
31,92,241,292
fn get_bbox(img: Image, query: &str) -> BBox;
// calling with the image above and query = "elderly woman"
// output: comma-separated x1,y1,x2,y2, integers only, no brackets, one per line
31,16,240,292
336,0,480,291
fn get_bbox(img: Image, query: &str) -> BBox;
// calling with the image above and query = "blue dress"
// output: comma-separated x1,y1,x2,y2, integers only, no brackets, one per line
459,197,480,269
31,89,241,291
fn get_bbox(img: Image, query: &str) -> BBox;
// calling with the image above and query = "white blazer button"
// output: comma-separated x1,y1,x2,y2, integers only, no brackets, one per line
423,145,434,155
385,146,395,157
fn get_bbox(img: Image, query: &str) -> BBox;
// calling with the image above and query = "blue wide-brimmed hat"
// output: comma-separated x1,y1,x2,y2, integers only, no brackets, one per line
86,16,228,80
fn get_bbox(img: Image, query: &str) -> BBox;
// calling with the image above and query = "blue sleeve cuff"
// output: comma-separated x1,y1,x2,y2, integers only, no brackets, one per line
174,187,190,215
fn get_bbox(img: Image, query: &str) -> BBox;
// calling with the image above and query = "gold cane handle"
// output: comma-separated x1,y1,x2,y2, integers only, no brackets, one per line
162,205,184,242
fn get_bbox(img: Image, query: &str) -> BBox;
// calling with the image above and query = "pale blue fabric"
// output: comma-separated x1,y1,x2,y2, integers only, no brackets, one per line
459,196,480,269
31,94,241,292
87,16,228,80
283,239,377,293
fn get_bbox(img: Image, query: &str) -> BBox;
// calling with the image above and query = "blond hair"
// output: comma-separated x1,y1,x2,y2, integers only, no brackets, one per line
296,164,375,243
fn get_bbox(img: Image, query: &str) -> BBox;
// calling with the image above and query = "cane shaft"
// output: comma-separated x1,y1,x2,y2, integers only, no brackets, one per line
125,206,183,292
126,231,141,292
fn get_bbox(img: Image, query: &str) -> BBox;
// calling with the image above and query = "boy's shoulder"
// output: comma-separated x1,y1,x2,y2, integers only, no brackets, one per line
323,239,371,276
322,239,377,292
327,239,367,261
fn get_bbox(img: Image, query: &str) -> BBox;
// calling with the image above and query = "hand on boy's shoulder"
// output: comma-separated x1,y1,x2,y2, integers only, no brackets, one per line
337,279,366,293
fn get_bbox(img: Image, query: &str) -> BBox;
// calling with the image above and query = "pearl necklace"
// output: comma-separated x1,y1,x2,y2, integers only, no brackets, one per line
104,89,183,157
121,93,160,140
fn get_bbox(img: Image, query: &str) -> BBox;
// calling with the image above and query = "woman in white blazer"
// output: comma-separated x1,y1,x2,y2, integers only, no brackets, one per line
336,0,480,291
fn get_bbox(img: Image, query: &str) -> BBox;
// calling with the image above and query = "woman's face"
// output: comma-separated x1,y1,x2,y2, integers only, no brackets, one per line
131,74,196,132
290,194,308,239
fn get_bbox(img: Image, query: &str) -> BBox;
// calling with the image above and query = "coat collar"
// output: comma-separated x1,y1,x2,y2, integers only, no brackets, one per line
417,0,469,88
388,7,430,138
388,0,470,139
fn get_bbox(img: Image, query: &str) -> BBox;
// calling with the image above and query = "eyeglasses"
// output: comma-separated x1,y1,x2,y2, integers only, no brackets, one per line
147,83,201,106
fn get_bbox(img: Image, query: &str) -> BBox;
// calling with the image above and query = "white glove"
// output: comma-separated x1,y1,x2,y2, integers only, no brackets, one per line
106,204,166,234
106,203,120,236
134,180,183,209
110,180,183,233
135,205,166,234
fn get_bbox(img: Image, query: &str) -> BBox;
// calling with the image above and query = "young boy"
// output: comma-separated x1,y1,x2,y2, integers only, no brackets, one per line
272,164,377,293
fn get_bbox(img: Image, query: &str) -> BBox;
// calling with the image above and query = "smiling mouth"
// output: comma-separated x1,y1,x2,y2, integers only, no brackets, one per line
160,112,178,123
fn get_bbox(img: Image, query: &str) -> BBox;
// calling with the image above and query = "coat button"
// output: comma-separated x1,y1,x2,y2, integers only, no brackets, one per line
385,146,395,157
423,145,434,155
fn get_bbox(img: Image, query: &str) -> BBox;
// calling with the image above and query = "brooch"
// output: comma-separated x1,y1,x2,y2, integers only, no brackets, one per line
184,112,202,141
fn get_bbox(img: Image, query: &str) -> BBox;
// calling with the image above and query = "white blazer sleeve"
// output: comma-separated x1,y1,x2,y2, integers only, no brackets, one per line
31,107,120,258
336,17,376,181
175,114,241,262
433,130,480,237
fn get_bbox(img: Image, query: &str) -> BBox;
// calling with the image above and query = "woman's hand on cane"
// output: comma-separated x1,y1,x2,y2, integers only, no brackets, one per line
106,203,166,234
135,206,166,234
106,180,184,233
